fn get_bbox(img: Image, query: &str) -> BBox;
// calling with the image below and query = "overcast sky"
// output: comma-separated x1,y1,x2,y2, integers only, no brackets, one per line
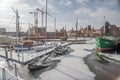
0,0,120,32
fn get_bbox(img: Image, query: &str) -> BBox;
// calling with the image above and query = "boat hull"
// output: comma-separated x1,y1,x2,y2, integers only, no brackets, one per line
28,64,48,70
54,46,68,55
13,45,31,51
97,47,115,53
96,38,115,52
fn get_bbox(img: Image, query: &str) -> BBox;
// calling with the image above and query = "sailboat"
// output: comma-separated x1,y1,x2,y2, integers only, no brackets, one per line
12,8,33,51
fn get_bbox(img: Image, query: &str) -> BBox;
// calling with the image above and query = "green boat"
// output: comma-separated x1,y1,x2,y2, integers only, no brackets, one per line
96,38,116,52
96,20,116,52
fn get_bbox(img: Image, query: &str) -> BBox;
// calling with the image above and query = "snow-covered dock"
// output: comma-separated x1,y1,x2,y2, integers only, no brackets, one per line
0,39,96,80
0,42,72,65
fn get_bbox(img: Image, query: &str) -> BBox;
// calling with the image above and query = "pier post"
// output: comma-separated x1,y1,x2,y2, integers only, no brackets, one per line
4,48,8,61
22,45,24,63
22,51,24,63
17,50,20,61
2,68,6,80
14,64,17,77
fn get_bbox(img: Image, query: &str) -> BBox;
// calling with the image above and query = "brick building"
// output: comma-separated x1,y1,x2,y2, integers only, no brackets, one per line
97,23,120,37
26,27,67,39
109,25,119,37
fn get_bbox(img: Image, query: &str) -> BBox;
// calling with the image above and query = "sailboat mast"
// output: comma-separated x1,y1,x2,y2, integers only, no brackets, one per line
76,16,78,40
45,0,48,46
28,23,31,40
54,18,56,39
17,10,20,44
16,9,18,44
41,9,44,36
64,25,66,37
104,16,106,36
12,7,20,44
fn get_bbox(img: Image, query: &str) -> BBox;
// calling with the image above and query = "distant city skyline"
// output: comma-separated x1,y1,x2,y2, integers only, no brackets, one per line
0,0,120,32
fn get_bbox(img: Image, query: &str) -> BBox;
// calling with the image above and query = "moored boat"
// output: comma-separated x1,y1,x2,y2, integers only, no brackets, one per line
13,44,32,51
13,40,33,51
28,51,53,70
96,19,117,53
96,37,115,52
54,46,68,55
28,62,49,70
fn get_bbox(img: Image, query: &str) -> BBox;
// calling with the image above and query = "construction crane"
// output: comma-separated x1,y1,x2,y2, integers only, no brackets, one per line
36,8,45,36
36,8,53,37
29,10,39,38
11,7,20,44
30,6,53,40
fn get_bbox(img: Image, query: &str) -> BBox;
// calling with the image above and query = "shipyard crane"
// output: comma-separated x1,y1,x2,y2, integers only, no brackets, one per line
36,8,45,36
29,6,53,40
29,10,39,38
11,7,20,44
36,8,53,37
36,0,58,45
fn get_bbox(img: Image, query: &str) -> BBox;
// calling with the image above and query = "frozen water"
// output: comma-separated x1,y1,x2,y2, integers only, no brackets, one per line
40,39,96,80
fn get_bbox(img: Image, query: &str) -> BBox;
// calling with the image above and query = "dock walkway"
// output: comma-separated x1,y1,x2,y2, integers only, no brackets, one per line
0,42,72,65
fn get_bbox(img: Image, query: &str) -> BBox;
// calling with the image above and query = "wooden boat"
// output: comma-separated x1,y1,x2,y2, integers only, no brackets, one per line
28,52,52,70
28,62,49,70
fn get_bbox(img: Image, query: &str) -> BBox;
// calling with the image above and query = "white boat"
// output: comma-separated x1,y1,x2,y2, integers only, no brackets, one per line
13,44,32,51
54,46,68,55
